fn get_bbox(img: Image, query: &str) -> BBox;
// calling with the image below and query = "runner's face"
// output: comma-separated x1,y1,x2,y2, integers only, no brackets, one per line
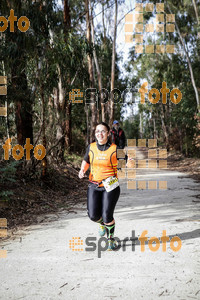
95,125,109,145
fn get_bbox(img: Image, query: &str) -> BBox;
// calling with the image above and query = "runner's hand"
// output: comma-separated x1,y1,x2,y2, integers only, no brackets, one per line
126,157,134,168
78,169,85,179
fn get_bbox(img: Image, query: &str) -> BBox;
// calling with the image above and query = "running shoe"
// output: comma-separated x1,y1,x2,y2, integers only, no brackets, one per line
107,238,117,251
99,224,106,237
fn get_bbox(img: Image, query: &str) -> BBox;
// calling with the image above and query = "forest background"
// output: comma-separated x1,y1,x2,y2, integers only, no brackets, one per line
0,0,200,228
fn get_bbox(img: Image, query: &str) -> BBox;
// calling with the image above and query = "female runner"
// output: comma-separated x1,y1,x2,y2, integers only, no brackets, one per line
78,122,120,250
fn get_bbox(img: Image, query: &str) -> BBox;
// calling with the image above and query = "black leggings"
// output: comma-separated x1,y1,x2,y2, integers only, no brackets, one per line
87,183,120,223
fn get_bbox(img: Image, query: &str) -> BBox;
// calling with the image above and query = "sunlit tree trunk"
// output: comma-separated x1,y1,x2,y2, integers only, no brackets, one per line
55,66,65,160
109,0,118,128
161,104,169,149
192,0,199,26
63,0,72,151
167,3,200,113
139,112,143,138
2,61,9,140
85,0,96,142
40,83,47,177
90,0,105,122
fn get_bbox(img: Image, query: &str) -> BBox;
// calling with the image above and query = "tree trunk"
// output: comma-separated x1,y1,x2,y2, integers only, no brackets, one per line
167,3,200,113
2,62,9,140
64,96,72,150
109,0,118,129
139,112,143,138
41,84,47,177
85,0,96,142
2,0,33,147
152,115,157,140
192,0,199,25
160,104,169,149
90,0,105,122
63,0,72,151
102,1,106,41
64,0,71,30
85,100,90,145
54,66,65,160
12,66,33,146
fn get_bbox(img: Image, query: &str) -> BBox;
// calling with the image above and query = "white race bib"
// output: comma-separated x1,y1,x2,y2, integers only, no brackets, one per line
102,176,119,192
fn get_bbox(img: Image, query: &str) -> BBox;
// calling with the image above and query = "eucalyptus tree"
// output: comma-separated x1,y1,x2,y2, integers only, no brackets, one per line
125,0,199,154
0,0,35,146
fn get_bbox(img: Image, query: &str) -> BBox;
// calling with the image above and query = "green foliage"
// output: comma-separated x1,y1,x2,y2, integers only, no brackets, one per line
0,161,18,184
125,0,200,155
0,190,14,202
124,115,140,140
0,161,19,201
64,152,83,168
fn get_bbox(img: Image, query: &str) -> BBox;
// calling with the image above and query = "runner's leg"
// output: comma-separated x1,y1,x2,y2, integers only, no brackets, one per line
102,186,120,238
87,184,106,236
87,184,102,222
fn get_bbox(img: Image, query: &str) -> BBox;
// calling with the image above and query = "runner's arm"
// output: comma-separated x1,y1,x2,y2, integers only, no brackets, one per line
79,145,90,179
79,160,90,179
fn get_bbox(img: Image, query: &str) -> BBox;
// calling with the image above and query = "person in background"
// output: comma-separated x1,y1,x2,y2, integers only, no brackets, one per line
111,120,126,149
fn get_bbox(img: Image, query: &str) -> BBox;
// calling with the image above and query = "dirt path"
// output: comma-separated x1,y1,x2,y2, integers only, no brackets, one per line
0,167,200,300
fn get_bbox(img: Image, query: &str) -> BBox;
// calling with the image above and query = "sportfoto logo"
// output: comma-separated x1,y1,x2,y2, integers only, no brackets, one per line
2,138,46,161
125,2,175,54
69,82,182,107
0,76,7,117
117,139,168,190
0,219,7,259
0,9,30,32
69,230,182,258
